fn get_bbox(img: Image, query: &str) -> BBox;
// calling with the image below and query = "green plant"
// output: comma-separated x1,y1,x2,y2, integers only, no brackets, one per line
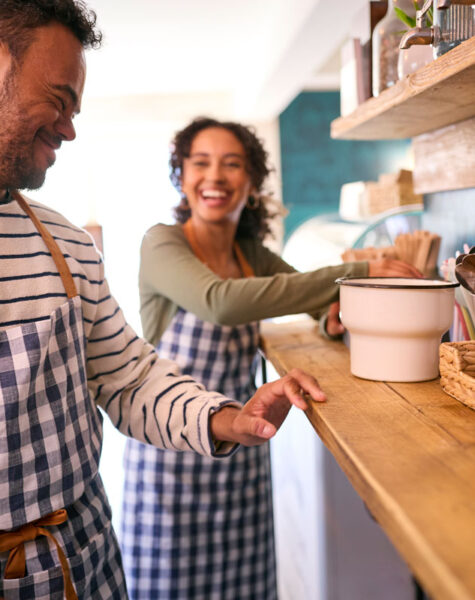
394,0,433,28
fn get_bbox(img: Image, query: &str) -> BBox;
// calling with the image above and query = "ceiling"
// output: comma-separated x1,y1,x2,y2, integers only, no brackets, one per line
84,0,370,121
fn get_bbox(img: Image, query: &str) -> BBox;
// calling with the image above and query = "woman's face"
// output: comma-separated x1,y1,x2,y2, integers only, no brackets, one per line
181,127,253,227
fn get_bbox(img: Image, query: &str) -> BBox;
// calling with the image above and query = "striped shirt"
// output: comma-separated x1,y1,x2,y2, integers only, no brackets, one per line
0,197,237,457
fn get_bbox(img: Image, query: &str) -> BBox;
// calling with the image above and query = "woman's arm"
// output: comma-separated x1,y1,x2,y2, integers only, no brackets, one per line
139,224,369,326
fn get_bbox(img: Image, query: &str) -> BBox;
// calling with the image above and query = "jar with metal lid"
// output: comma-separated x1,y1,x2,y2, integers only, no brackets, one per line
372,0,418,96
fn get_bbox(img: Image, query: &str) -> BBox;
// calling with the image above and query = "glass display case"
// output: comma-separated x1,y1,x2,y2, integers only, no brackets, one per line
351,205,424,249
282,205,424,270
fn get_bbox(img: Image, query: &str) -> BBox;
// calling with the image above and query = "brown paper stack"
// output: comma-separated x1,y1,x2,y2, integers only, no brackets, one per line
365,170,423,215
342,230,441,277
439,342,475,409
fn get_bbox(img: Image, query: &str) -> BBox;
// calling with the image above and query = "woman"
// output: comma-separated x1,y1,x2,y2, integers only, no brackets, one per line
120,117,420,600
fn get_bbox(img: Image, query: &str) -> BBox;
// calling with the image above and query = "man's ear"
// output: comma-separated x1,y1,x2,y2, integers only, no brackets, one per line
0,42,13,89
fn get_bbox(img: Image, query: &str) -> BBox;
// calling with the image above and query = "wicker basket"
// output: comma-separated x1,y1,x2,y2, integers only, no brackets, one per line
439,341,475,409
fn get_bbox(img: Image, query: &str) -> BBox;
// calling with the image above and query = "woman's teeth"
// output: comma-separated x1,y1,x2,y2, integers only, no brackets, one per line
202,190,226,198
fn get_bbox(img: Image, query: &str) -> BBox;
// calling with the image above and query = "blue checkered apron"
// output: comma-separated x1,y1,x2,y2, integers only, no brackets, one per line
121,308,278,599
0,193,127,599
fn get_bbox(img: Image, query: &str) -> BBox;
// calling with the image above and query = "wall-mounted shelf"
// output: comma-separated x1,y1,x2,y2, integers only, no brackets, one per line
331,36,475,140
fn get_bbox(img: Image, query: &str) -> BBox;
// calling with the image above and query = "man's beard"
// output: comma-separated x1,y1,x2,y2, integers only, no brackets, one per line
0,80,48,191
0,131,47,191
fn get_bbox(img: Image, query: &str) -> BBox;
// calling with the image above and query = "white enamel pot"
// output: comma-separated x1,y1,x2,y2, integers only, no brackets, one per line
336,277,459,382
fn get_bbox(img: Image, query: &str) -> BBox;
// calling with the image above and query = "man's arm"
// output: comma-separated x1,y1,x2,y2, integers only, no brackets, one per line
210,368,326,446
87,262,326,456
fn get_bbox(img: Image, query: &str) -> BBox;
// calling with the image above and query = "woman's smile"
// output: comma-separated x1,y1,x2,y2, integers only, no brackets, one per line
199,188,231,207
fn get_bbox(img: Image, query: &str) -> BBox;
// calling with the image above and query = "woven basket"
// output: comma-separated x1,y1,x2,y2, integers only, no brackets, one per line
439,341,475,409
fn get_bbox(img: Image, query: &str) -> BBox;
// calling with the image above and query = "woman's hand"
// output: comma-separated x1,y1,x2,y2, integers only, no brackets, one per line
368,258,422,278
325,301,344,337
210,368,326,446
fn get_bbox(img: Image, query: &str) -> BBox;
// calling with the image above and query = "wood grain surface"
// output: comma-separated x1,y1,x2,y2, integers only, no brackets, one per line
260,319,475,600
412,116,475,194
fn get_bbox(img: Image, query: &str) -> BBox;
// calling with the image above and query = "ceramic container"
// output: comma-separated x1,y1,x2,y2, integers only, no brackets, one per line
336,277,459,382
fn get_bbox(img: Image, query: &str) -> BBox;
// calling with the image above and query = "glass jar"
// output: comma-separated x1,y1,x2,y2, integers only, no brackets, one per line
397,43,434,79
372,0,418,96
432,2,475,57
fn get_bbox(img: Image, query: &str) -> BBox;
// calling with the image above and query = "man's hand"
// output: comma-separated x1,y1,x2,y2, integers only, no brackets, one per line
210,368,326,447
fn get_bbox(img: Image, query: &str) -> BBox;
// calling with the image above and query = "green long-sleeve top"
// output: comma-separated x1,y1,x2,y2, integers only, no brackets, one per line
139,223,369,347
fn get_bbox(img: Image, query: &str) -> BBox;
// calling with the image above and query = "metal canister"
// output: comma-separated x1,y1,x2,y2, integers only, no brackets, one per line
433,0,475,56
399,0,475,57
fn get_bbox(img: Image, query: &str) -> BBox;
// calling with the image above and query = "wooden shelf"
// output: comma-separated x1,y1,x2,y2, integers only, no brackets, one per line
331,36,475,140
261,319,475,600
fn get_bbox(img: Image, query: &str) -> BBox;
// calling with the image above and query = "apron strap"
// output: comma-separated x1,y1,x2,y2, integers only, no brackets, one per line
11,190,78,299
233,243,254,278
0,509,78,600
183,219,255,278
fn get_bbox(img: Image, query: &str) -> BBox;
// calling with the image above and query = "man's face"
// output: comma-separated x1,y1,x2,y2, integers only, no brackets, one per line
0,22,86,190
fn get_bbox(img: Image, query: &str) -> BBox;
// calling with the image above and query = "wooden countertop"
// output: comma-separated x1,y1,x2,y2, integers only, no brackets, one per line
260,319,475,600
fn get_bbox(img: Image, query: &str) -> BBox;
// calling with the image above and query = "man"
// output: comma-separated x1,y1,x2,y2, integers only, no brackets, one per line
0,1,325,598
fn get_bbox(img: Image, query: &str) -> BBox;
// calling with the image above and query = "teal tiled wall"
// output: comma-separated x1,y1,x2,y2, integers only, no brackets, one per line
279,92,412,239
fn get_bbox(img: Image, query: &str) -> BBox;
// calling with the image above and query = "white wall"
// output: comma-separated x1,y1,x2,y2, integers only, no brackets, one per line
29,99,179,531
29,91,282,533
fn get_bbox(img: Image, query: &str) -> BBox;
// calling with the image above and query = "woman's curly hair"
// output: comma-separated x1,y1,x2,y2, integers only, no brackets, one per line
0,0,102,63
169,117,278,240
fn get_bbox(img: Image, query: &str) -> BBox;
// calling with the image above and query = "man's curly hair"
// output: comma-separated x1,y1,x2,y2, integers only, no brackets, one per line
170,117,277,240
0,0,102,63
